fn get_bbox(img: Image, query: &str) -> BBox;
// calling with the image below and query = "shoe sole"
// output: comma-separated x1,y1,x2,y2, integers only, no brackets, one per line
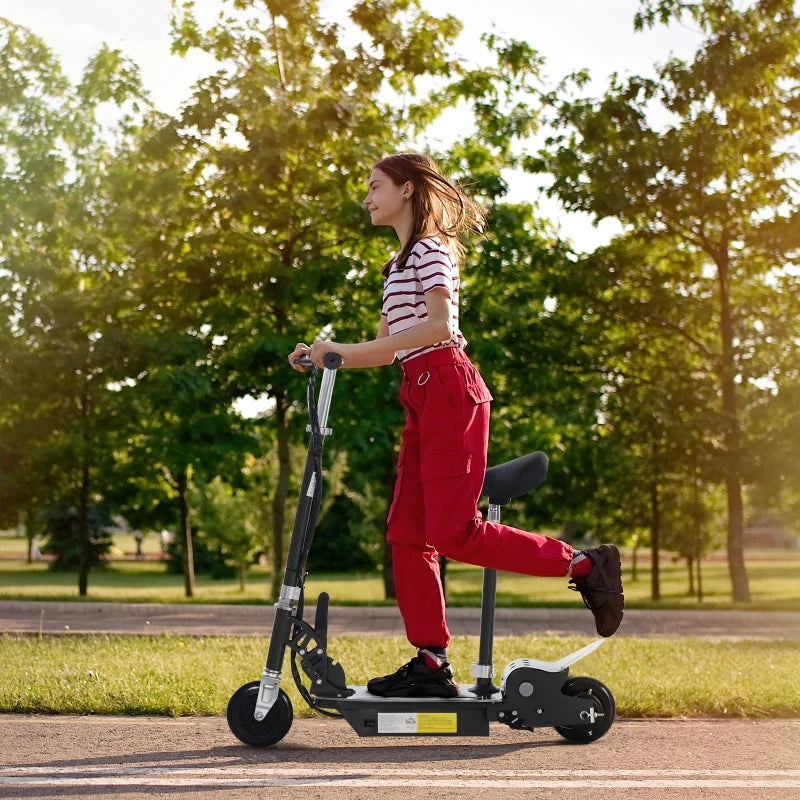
368,685,460,698
592,544,623,591
586,545,624,636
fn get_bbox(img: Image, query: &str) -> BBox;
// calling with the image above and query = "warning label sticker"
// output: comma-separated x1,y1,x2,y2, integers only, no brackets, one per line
418,713,457,734
376,713,459,735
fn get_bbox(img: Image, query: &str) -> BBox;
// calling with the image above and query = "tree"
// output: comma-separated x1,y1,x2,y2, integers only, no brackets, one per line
555,234,728,599
162,0,478,599
40,502,113,571
189,476,255,587
661,471,725,601
0,19,147,594
533,0,800,601
127,358,253,597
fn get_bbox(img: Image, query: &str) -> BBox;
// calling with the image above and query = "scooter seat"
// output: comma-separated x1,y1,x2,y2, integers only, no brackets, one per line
481,451,548,506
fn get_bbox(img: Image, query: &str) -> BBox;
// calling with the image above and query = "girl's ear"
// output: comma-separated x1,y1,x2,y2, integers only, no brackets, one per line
402,181,414,199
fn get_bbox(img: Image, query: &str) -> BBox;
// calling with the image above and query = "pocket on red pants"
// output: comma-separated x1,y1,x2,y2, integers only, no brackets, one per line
421,448,473,481
465,379,493,404
435,363,493,411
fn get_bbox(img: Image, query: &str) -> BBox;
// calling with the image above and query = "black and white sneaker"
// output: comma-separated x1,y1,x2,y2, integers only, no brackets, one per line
569,544,624,637
367,655,459,698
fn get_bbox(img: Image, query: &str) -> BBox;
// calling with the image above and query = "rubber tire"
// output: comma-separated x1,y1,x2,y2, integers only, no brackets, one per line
227,681,293,747
554,676,615,743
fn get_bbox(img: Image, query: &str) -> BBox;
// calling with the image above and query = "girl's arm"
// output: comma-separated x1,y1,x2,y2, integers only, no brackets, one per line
288,316,392,372
307,288,453,369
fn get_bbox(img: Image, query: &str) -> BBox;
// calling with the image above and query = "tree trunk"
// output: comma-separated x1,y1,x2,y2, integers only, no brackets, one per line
696,554,704,604
78,459,90,596
687,556,695,597
78,391,91,597
271,389,290,602
23,510,33,564
650,479,661,602
715,249,751,602
240,561,247,592
176,470,195,598
694,467,704,603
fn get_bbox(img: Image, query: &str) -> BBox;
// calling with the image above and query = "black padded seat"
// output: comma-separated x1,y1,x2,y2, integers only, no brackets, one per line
480,451,549,506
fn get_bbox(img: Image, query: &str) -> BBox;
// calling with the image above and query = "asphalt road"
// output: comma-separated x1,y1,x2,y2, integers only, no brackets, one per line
1,715,799,800
2,600,800,639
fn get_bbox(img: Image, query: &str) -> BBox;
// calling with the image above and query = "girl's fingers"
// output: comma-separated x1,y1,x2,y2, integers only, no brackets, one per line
289,342,311,370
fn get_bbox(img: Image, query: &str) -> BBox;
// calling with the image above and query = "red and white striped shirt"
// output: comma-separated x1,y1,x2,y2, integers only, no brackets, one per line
381,237,465,363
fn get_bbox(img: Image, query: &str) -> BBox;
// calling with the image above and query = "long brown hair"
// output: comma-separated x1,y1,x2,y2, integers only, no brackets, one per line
373,153,486,277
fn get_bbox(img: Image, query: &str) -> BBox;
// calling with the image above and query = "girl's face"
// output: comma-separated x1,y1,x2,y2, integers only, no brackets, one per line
364,168,411,228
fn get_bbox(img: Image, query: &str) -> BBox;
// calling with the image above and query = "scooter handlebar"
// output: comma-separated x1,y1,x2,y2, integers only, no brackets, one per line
292,353,343,370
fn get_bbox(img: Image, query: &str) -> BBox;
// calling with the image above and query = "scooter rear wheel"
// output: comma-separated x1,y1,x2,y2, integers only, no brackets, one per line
554,677,615,743
227,681,293,747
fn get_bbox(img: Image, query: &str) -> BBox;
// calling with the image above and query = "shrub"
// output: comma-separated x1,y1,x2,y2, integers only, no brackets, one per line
40,502,113,570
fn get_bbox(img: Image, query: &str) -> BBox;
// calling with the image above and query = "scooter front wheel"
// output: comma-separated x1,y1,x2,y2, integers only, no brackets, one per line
554,677,615,743
227,681,293,747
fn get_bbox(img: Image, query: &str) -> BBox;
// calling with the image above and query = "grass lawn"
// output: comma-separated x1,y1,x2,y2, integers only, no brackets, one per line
1,632,798,719
1,535,799,610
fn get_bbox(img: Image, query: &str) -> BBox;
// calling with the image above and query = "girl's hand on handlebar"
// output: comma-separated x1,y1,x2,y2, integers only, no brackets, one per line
309,339,345,368
288,342,311,372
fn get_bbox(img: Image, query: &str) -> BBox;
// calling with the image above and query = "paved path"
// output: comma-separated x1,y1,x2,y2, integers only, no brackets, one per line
2,600,799,639
1,715,799,800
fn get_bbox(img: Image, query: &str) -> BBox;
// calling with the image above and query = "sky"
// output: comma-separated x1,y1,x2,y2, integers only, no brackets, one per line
1,0,707,251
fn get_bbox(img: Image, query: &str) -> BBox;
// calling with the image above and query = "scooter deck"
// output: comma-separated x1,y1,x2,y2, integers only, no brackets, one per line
314,686,501,737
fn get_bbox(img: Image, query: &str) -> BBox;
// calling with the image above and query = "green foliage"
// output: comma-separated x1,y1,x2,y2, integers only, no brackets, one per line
40,503,113,571
158,0,503,598
532,0,800,601
308,493,380,573
164,529,237,580
3,0,798,611
0,17,152,594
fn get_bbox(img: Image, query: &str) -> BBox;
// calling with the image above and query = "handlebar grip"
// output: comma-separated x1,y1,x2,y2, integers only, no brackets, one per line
292,353,343,370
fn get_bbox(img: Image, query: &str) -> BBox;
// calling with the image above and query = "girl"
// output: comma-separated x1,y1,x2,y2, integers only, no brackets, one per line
289,153,623,698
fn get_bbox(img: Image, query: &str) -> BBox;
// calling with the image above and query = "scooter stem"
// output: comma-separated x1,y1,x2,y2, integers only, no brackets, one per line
255,359,340,722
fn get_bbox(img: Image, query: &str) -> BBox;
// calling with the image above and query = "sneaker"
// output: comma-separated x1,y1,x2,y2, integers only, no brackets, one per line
569,544,624,637
367,654,460,698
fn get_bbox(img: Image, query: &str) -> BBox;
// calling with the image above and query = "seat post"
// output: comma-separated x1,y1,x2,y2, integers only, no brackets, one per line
470,502,501,697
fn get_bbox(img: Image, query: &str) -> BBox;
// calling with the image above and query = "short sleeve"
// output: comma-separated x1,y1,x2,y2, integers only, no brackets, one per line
412,239,456,298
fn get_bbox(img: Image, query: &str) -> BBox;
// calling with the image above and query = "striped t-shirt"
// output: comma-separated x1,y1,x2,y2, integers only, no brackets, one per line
381,237,465,363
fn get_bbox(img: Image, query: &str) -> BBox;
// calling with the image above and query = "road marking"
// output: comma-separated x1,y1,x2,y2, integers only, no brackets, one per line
1,767,799,789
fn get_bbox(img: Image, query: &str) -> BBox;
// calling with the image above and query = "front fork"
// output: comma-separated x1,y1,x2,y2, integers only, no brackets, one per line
255,588,300,720
254,365,338,722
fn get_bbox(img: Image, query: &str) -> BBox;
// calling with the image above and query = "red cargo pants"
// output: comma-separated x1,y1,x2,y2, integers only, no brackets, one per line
386,347,574,649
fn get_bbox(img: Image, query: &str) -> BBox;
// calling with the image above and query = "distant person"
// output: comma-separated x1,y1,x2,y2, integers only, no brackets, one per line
289,153,624,698
134,531,145,560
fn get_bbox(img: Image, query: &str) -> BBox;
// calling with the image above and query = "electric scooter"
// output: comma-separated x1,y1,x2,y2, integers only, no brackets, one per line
227,354,615,747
